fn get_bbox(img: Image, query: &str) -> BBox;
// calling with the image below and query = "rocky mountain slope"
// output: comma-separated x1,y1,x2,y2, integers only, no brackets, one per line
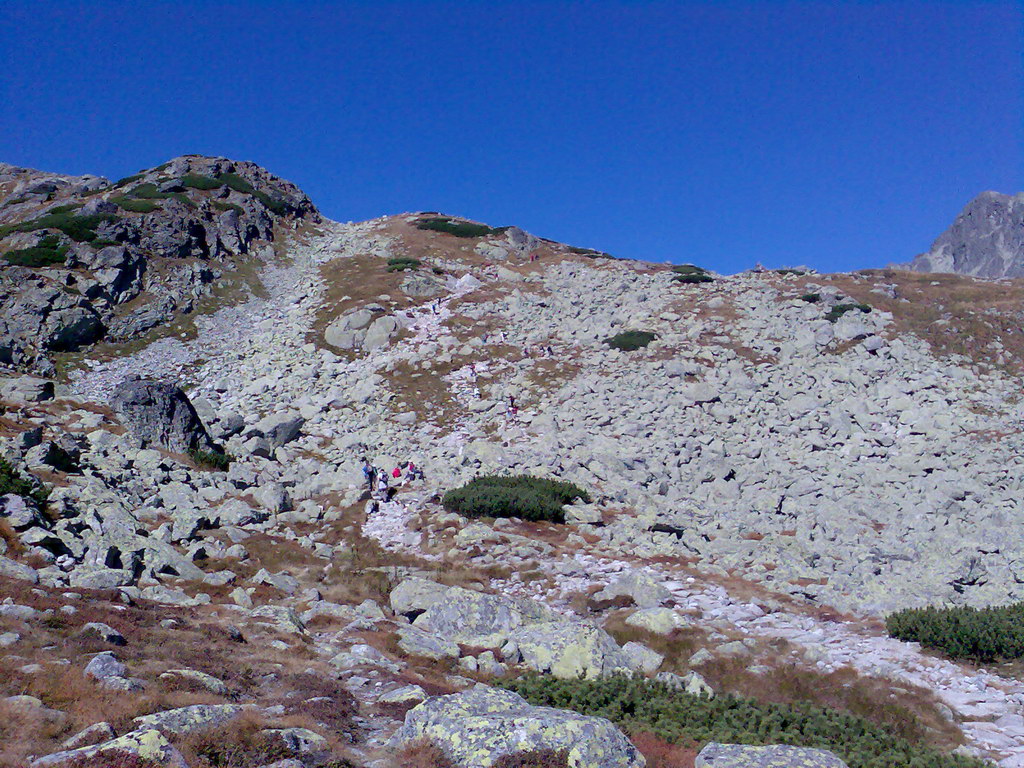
0,156,318,375
4,160,1024,768
906,191,1024,278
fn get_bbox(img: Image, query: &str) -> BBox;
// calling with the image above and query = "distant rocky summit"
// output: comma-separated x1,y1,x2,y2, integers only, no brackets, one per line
906,191,1024,278
0,155,318,374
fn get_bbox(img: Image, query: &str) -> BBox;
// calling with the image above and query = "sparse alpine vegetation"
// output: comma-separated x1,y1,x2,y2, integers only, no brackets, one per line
2,234,69,267
442,475,591,523
672,264,714,284
0,456,47,506
604,330,657,351
188,447,234,472
415,216,507,238
500,675,987,768
0,211,120,243
886,603,1024,662
387,257,422,272
825,302,871,323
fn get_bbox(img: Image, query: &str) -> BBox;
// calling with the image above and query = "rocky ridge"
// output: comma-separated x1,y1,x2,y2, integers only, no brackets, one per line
907,191,1024,278
0,155,318,375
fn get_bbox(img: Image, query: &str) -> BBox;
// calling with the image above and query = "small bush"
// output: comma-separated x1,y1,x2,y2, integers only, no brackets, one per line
113,173,145,188
501,675,987,768
181,174,222,191
0,457,47,507
218,172,256,194
0,211,118,242
774,268,806,275
674,273,714,284
416,216,504,238
825,303,871,323
604,331,656,351
112,197,160,213
3,234,68,267
800,293,821,303
91,238,122,248
189,448,233,471
387,257,421,272
442,475,590,523
887,602,1024,662
47,203,83,214
213,201,245,215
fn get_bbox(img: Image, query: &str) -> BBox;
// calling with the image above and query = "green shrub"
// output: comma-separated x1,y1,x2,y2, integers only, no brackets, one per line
218,172,256,194
188,448,233,471
501,675,987,768
90,238,121,248
112,197,160,213
774,268,806,275
800,293,821,303
387,257,422,272
212,201,245,215
113,173,145,188
3,234,69,267
0,211,119,242
825,303,871,323
47,203,82,214
442,475,590,523
252,190,289,215
671,264,714,284
181,174,222,191
604,331,656,351
416,216,505,238
0,457,47,506
886,603,1024,662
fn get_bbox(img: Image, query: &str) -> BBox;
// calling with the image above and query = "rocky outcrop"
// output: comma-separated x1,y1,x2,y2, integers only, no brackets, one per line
110,379,215,454
391,685,645,768
0,155,318,372
905,191,1024,278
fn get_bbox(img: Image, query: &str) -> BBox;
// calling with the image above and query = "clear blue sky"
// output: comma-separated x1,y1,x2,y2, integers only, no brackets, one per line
1,1,1020,273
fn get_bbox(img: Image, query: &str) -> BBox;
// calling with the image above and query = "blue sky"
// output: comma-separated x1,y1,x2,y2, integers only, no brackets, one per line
1,1,1020,273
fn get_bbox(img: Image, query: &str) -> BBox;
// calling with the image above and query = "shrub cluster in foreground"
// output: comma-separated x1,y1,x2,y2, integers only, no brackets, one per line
887,602,1024,662
442,475,591,523
500,675,988,768
604,330,656,351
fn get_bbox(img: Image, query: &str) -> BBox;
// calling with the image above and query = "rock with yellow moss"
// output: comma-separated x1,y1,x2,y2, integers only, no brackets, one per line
508,621,634,680
31,728,188,768
390,684,645,768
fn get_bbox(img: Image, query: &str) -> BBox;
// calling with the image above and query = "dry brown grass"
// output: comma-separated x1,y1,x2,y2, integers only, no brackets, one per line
629,732,698,768
0,519,23,557
388,739,457,768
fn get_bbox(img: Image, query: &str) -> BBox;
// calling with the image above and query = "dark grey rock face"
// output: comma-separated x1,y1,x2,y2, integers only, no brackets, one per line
906,191,1024,278
109,379,215,454
0,155,319,372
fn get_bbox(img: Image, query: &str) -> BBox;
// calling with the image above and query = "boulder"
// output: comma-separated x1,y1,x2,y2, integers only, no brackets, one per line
133,703,244,735
32,728,188,768
624,607,686,635
508,621,633,680
412,584,554,648
390,576,452,618
110,379,215,453
251,411,305,447
595,570,671,608
391,685,645,768
695,743,847,768
0,376,54,403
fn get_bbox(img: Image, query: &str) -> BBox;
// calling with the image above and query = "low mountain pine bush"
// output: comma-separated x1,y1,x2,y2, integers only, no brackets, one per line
442,475,590,523
886,602,1024,662
500,675,987,768
604,331,656,351
415,216,505,238
825,303,871,323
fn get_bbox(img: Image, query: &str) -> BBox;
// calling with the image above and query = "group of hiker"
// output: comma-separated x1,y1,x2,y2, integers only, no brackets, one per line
362,457,423,501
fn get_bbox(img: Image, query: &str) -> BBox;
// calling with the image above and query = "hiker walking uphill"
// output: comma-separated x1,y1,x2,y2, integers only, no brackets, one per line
362,458,374,491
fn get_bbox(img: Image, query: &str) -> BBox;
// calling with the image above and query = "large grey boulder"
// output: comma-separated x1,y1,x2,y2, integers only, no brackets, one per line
133,703,244,735
390,685,645,768
595,570,671,608
508,621,634,680
411,582,554,648
695,743,848,768
110,379,215,453
31,728,188,768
